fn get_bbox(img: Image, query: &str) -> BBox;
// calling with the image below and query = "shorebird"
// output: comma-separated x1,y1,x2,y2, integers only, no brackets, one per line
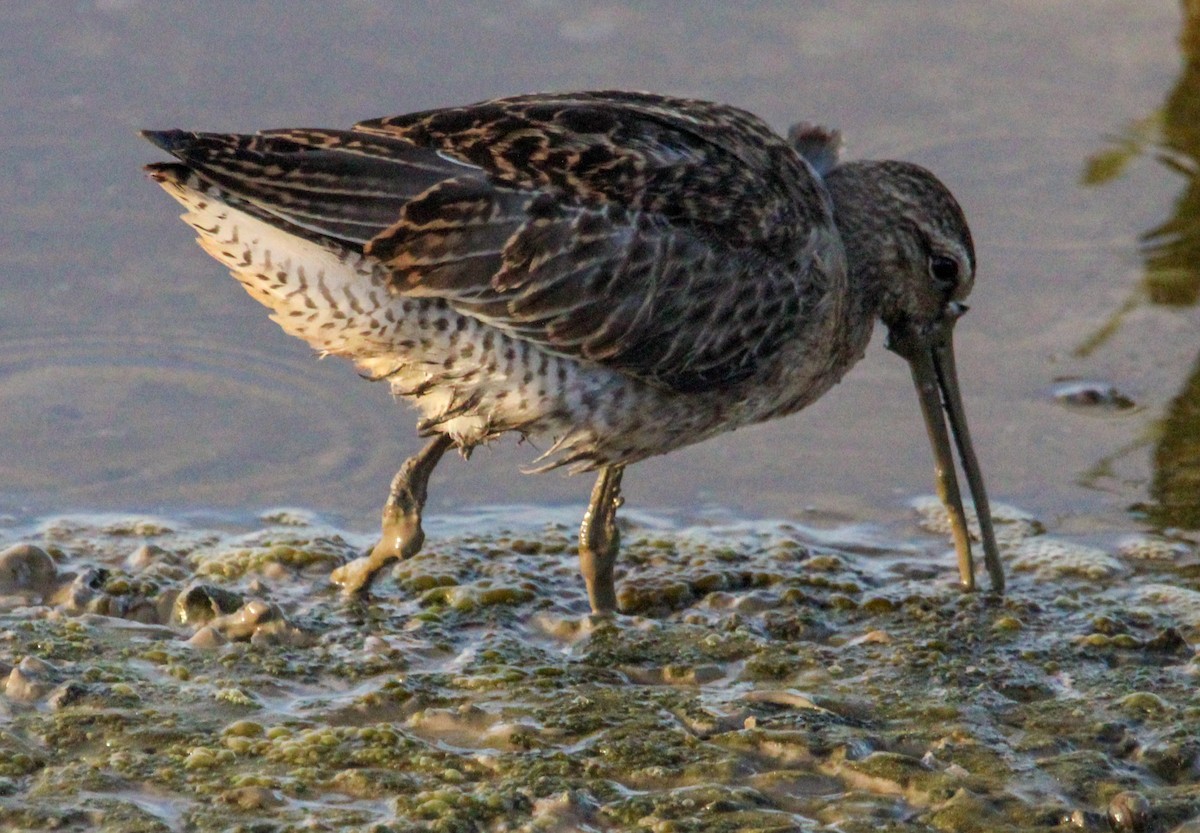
143,90,1004,611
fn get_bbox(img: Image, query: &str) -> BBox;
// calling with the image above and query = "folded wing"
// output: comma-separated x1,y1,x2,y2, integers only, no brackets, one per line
145,92,836,392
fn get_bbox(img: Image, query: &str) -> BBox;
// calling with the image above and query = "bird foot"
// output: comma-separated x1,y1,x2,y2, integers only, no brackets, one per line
332,434,452,597
330,506,425,596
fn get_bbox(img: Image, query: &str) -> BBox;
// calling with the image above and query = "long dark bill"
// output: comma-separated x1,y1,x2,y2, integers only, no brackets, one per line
891,309,1005,593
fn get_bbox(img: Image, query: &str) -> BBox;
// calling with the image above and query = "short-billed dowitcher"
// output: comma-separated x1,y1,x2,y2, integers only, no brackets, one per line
143,90,1004,611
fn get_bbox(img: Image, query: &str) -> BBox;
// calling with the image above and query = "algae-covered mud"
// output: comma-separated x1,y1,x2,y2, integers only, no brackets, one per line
0,506,1197,832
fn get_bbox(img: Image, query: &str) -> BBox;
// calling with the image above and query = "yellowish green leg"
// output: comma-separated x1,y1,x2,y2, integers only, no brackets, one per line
331,433,453,595
578,465,624,613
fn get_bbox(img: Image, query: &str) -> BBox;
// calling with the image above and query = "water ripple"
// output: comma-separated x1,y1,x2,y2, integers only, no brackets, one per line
0,331,401,516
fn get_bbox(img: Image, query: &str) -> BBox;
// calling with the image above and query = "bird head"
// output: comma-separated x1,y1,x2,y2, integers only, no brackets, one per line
826,160,1003,592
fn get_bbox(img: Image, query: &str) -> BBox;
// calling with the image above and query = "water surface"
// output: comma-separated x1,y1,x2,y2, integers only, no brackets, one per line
2,2,1195,540
3,3,1200,830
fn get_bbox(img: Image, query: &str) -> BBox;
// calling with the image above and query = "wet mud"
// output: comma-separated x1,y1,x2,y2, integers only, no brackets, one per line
0,505,1196,832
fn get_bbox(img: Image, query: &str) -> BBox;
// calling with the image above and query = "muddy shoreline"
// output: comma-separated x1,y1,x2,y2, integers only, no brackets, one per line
0,505,1197,832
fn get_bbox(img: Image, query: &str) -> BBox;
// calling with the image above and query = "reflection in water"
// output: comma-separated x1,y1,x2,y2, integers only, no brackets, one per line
1148,353,1200,528
1080,1,1200,529
0,333,389,512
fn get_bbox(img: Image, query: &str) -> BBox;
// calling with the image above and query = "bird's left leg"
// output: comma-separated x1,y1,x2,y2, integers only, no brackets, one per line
331,433,454,596
578,465,625,614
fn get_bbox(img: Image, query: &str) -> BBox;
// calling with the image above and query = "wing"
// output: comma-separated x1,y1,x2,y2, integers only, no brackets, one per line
354,91,830,257
145,92,838,392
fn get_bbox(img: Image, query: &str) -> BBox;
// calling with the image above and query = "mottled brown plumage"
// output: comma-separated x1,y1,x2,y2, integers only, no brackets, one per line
143,90,1004,611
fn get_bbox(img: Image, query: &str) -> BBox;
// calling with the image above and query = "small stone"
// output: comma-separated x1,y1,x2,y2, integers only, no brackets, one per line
1066,808,1108,830
1116,536,1187,562
858,629,892,644
124,543,173,572
223,720,265,738
46,681,91,710
1140,740,1200,783
742,689,836,715
220,785,284,810
992,616,1023,633
1107,791,1151,833
1144,628,1190,656
259,508,318,526
477,585,536,606
209,599,310,646
828,594,858,611
5,656,57,703
183,747,218,769
186,625,226,649
0,544,57,597
50,567,110,612
172,584,244,627
1009,538,1125,581
662,663,723,685
1117,691,1170,716
1051,379,1135,411
1130,585,1200,632
213,687,257,706
527,790,599,830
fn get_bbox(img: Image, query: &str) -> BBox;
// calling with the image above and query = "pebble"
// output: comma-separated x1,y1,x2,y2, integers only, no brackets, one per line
49,567,109,612
912,496,1044,546
221,786,285,810
186,625,227,650
1128,585,1200,631
1008,538,1125,580
1116,536,1189,562
1051,379,1136,411
209,600,311,646
124,543,174,572
742,689,836,715
172,583,244,626
1107,790,1151,833
0,543,57,598
1117,691,1171,716
5,656,58,703
46,680,90,711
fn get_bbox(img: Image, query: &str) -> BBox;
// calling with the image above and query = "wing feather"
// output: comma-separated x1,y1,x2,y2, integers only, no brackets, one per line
144,91,839,392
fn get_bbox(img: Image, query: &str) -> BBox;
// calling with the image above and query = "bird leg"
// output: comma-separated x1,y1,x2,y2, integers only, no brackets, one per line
331,433,454,596
578,465,624,613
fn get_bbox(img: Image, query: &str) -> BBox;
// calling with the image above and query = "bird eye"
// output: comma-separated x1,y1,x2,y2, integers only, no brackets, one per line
929,255,959,287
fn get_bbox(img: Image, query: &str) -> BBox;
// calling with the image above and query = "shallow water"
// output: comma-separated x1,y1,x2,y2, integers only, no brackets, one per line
3,3,1200,830
0,1,1196,536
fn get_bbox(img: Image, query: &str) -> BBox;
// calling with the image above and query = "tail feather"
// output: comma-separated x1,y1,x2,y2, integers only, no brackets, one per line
146,159,404,358
141,128,484,247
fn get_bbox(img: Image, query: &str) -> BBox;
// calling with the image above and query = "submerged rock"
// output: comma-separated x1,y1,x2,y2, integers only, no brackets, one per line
0,543,57,600
172,583,244,626
5,655,64,705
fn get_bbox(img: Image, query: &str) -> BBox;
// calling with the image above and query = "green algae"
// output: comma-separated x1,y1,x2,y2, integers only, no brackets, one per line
0,510,1196,831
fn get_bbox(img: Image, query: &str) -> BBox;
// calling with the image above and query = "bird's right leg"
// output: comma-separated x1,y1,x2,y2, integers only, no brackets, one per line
331,433,454,596
578,465,624,614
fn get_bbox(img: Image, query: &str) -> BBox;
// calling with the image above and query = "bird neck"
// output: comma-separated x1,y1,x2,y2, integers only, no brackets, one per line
823,160,898,324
